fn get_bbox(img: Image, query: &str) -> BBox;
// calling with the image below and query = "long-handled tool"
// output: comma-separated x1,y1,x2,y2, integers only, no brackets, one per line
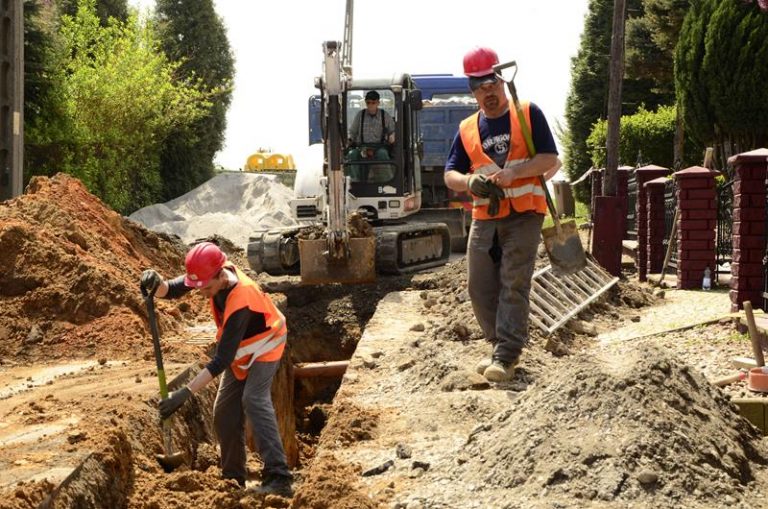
493,61,587,276
144,289,185,472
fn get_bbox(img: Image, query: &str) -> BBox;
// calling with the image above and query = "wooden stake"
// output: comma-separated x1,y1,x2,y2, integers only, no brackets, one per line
744,301,765,367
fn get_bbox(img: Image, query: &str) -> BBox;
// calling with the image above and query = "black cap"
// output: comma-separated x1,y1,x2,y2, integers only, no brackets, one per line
365,90,380,101
469,73,499,92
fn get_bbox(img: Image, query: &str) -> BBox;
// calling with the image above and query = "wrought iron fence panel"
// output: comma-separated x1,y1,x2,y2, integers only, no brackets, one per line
715,178,734,278
663,178,678,270
626,173,637,240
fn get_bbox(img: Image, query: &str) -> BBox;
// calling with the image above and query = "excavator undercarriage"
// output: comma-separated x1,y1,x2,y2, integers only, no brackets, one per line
247,221,450,281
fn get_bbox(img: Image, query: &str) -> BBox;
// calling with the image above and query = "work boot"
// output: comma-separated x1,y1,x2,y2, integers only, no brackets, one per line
250,474,294,497
475,358,492,375
483,358,519,382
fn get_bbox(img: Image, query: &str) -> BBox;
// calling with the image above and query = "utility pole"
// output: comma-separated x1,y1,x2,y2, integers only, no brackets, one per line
1,0,24,201
604,0,627,196
591,0,627,276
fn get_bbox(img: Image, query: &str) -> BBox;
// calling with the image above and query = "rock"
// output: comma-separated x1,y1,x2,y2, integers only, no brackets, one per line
568,320,597,336
361,354,377,369
396,443,413,459
397,360,415,371
440,371,490,392
25,325,44,345
410,323,426,332
98,358,107,365
67,431,87,444
631,316,641,323
452,323,470,339
412,460,430,471
653,289,666,298
408,468,425,479
362,459,394,477
637,470,658,485
424,298,437,308
135,375,142,383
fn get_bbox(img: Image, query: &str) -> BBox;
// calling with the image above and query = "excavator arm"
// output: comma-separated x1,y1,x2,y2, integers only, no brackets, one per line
297,41,376,285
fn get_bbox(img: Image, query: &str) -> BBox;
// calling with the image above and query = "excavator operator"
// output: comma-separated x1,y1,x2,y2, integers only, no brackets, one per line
346,90,396,182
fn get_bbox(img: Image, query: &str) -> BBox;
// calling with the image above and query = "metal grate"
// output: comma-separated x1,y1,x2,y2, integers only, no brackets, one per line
663,178,678,271
529,256,620,335
626,173,637,240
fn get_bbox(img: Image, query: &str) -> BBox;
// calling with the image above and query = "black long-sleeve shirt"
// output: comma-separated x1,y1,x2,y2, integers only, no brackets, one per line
165,268,268,377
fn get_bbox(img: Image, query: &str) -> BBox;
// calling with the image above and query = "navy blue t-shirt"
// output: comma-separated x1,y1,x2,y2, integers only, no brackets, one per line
445,102,557,173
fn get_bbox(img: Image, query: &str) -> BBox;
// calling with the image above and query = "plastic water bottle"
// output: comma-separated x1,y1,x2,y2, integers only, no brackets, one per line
702,266,712,291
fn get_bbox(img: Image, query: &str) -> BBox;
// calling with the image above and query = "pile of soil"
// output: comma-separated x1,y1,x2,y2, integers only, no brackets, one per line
290,453,377,509
457,347,768,507
0,173,202,362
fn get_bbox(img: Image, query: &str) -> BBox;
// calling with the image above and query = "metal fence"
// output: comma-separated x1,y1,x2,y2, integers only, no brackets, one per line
626,173,637,240
662,178,678,271
715,178,734,279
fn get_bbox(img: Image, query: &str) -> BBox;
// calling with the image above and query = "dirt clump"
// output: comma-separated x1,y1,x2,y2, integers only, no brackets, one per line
290,453,378,509
318,399,379,448
0,173,204,362
457,347,768,507
0,479,56,509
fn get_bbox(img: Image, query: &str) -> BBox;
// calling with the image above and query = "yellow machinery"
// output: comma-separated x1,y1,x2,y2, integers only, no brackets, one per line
244,152,296,172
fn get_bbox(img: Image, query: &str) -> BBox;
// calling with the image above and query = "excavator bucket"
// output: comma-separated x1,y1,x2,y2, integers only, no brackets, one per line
299,237,376,285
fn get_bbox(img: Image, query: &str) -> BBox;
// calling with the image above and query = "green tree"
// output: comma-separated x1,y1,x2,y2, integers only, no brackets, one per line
58,0,129,24
30,0,210,213
563,0,665,203
154,0,234,200
675,0,768,160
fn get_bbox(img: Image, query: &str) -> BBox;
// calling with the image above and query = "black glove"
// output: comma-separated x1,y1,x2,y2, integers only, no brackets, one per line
140,269,163,296
468,174,492,198
486,181,506,217
159,387,192,420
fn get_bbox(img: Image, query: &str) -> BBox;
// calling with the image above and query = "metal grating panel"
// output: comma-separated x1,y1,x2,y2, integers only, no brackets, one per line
530,255,619,334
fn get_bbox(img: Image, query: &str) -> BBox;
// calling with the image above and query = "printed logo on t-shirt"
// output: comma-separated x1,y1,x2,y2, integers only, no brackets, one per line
482,134,510,156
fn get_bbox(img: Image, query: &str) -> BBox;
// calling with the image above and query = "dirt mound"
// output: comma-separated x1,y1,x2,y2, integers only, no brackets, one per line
290,454,378,509
0,173,201,361
457,347,768,507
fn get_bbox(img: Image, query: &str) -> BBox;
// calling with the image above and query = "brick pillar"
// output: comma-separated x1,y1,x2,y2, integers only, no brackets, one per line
728,148,768,311
617,166,632,239
645,177,667,274
593,196,623,276
635,165,672,281
675,166,719,289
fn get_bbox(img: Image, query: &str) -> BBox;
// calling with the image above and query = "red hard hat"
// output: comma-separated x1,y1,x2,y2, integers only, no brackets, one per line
463,47,499,77
184,242,227,288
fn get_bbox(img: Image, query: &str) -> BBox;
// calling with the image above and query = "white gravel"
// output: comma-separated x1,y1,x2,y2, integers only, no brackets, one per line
129,172,297,249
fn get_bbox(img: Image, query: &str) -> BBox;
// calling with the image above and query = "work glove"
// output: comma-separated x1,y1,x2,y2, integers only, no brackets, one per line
140,269,163,296
159,387,192,420
486,181,505,217
468,174,493,198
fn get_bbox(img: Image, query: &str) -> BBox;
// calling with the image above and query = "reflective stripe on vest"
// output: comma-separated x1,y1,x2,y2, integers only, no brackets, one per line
211,264,287,380
458,101,548,219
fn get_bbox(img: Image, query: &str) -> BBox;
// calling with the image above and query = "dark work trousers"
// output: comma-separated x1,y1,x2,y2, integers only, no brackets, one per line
213,361,291,484
466,210,544,364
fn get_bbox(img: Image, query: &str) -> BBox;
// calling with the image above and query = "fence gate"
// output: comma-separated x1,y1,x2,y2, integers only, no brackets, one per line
716,178,733,280
626,172,637,240
662,178,678,272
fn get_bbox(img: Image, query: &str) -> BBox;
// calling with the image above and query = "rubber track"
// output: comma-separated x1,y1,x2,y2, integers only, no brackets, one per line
374,222,451,275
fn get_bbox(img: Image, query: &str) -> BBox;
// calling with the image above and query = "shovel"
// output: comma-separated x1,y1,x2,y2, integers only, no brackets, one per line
493,61,587,276
143,289,185,472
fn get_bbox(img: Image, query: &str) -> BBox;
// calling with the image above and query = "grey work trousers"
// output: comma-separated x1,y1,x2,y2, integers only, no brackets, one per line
467,210,543,364
213,361,291,484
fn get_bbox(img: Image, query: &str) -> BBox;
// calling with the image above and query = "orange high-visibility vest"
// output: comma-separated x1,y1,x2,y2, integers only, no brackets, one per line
458,100,548,220
211,264,287,380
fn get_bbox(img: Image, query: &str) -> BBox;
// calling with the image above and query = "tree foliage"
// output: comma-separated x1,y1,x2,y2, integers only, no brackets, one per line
586,105,698,168
675,0,768,158
154,0,234,201
27,0,210,213
563,0,667,202
58,0,129,24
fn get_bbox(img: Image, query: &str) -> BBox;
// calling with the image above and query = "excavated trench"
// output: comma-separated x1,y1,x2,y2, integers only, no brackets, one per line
1,275,419,509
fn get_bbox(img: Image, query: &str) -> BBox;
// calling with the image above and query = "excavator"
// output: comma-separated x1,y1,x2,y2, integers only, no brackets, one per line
247,1,455,284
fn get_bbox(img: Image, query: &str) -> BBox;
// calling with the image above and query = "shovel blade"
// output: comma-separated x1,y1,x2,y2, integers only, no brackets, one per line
299,237,376,284
541,219,587,276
